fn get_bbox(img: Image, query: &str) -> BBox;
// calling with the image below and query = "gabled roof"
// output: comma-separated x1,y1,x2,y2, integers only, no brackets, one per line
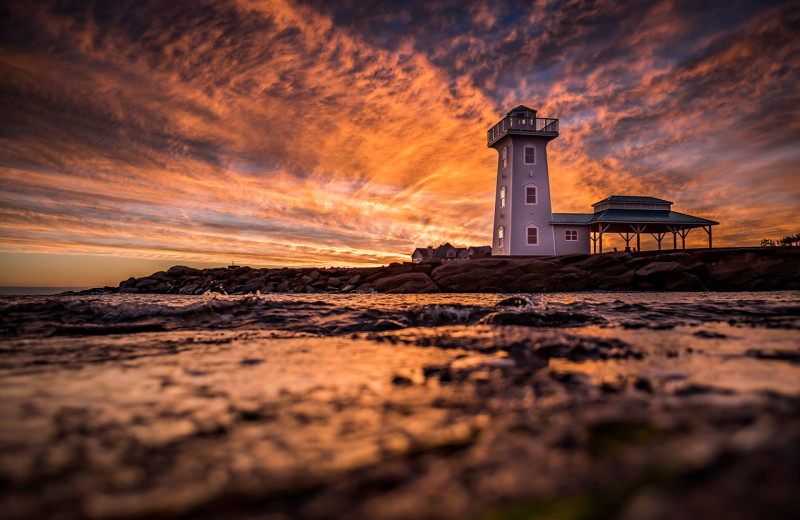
506,104,537,116
552,213,593,224
591,209,718,225
592,195,673,206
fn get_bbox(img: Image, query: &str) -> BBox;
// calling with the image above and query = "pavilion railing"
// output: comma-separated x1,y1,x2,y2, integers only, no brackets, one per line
487,116,559,145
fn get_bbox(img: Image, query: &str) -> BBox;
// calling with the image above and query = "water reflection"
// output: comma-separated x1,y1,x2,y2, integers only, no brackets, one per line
0,291,798,519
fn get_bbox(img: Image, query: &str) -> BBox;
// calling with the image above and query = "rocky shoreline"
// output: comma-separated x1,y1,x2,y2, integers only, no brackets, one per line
79,247,800,295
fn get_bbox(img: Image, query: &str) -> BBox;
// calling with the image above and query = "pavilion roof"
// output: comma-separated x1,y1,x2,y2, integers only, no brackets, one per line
591,195,673,206
551,210,718,226
591,209,718,225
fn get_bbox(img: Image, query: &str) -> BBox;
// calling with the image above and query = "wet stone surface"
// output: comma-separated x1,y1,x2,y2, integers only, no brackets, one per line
1,292,799,519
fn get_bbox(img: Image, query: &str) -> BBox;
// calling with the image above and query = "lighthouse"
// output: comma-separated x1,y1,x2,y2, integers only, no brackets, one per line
488,105,559,255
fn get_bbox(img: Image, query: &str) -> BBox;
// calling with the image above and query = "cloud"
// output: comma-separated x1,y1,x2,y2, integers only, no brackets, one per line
0,0,798,281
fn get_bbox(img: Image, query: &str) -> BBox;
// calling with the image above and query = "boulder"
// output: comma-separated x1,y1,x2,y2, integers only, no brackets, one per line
373,272,440,293
635,262,705,290
135,277,160,289
651,252,710,283
240,276,267,293
495,297,533,307
594,270,636,290
695,248,800,290
167,265,199,277
179,283,200,295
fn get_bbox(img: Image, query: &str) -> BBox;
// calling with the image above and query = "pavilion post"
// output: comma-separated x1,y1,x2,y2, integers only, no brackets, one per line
598,224,609,253
650,232,665,250
678,228,691,249
618,232,633,251
703,226,712,248
632,224,646,253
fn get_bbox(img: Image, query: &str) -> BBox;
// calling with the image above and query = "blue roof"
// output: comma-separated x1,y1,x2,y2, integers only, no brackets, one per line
592,195,673,206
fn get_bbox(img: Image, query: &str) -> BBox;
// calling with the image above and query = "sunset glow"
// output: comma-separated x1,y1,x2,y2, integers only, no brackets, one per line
1,0,798,286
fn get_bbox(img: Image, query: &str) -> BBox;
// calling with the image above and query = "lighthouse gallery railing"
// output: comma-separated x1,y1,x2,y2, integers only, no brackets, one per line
487,116,559,146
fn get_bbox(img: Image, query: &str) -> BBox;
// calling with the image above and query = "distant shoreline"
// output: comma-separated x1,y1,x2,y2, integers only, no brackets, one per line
64,246,800,296
0,286,92,296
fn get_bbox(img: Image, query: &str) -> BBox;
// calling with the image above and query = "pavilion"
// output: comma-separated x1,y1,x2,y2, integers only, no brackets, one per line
552,195,718,253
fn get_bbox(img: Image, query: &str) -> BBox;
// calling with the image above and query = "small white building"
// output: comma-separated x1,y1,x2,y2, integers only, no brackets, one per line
488,106,718,255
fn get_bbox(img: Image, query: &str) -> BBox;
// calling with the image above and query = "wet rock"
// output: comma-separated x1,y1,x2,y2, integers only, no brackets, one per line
478,310,601,327
372,319,407,331
744,349,800,363
373,273,440,294
495,296,533,307
694,330,727,339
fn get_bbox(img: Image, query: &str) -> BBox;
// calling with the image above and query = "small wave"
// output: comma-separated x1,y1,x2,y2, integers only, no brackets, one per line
406,304,493,327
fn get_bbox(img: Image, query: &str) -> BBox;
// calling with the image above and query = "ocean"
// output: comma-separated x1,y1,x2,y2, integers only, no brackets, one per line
1,291,799,519
0,286,92,296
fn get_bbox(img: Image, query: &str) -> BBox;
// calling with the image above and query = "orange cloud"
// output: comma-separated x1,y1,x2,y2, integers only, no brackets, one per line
0,0,798,284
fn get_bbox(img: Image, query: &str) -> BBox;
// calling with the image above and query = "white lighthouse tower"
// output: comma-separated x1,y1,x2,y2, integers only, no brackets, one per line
488,105,559,256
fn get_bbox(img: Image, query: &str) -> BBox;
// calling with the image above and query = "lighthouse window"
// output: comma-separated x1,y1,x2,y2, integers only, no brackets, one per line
565,229,578,241
498,226,504,248
500,186,506,207
502,147,508,168
526,226,538,245
526,185,537,205
524,146,535,164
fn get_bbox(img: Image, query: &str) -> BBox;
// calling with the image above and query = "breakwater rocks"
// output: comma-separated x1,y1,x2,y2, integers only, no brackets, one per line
89,247,800,295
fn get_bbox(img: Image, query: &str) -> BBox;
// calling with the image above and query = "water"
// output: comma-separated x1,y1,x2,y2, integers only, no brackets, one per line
2,291,799,338
0,286,91,296
1,291,799,519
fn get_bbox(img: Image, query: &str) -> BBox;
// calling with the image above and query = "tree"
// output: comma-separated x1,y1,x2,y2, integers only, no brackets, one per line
761,238,776,247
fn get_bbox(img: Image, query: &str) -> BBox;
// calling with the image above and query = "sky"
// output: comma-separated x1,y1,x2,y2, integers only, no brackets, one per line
1,0,798,286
